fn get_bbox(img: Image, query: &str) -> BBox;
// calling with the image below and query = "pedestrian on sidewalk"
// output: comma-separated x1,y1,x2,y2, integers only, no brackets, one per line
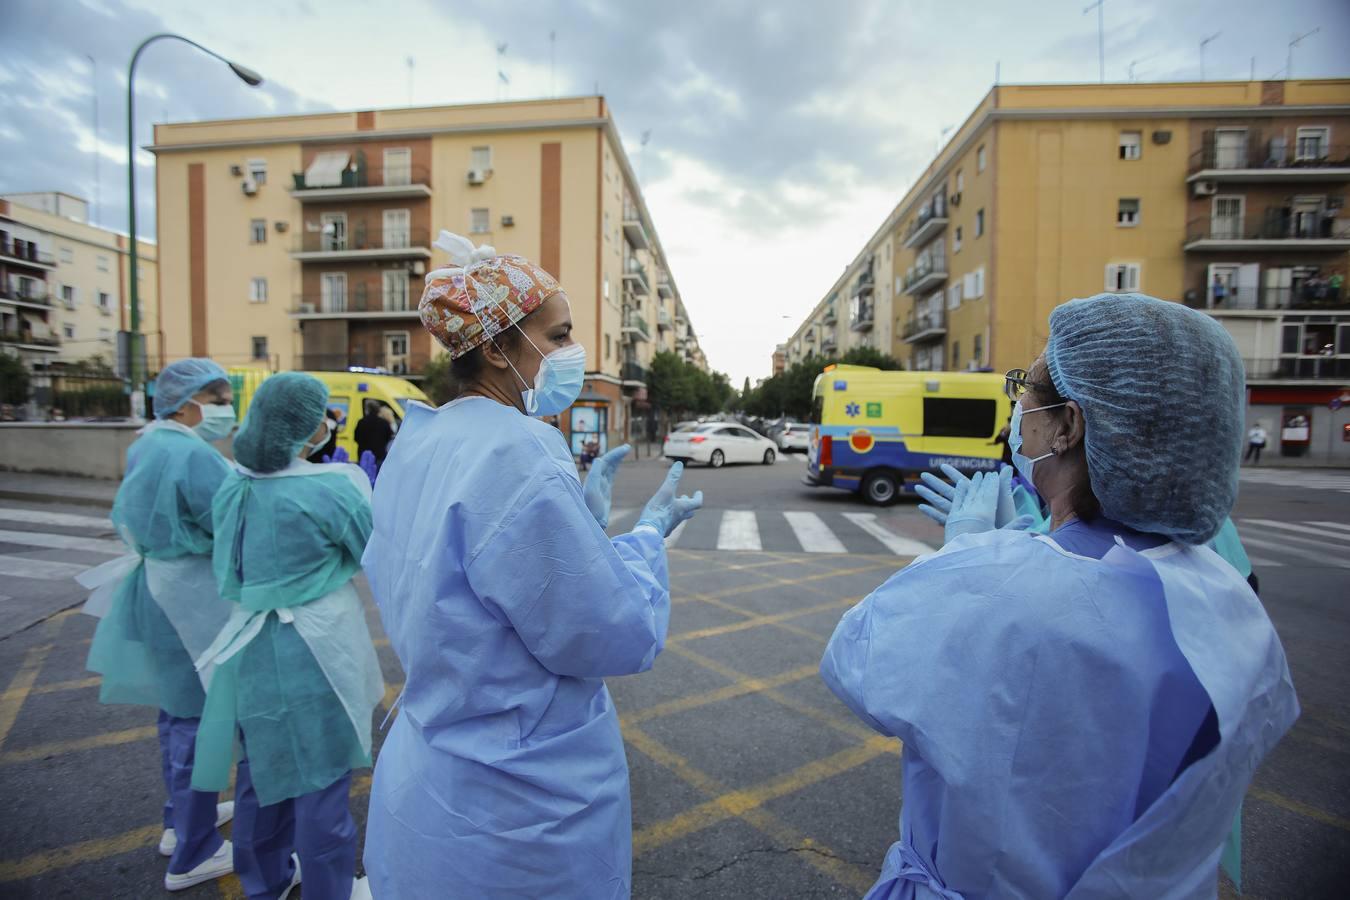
1245,422,1268,465
192,372,382,900
361,230,703,899
81,358,240,891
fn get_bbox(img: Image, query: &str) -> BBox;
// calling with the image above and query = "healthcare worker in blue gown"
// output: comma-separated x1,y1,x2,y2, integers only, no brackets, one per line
80,358,239,891
191,372,383,900
823,292,1299,899
362,232,704,899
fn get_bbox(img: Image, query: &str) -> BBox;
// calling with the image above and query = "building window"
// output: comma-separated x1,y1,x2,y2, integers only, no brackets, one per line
383,270,410,311
470,208,490,234
1117,198,1140,227
250,219,267,244
1105,263,1141,293
247,157,267,184
1212,195,1245,239
975,209,985,237
383,148,412,185
96,254,109,272
250,277,268,303
947,282,962,310
603,274,610,301
604,211,610,240
99,327,112,343
1119,131,1142,161
98,291,112,313
976,145,987,172
59,246,73,263
1295,126,1330,161
885,242,891,261
605,334,612,360
953,226,963,253
952,341,960,369
61,285,76,308
383,209,411,249
973,333,983,366
252,336,269,360
956,169,965,192
62,323,75,339
471,146,492,172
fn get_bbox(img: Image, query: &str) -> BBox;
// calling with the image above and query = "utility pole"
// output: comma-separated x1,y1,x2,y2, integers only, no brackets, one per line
86,54,99,226
1286,27,1320,80
550,30,557,97
1200,32,1220,81
1084,0,1106,83
406,56,414,106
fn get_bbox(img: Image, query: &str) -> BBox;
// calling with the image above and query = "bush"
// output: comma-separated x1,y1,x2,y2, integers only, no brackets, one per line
0,354,29,405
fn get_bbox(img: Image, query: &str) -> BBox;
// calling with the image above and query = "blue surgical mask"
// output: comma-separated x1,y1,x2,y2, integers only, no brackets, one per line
1009,398,1066,493
502,336,587,417
191,401,237,442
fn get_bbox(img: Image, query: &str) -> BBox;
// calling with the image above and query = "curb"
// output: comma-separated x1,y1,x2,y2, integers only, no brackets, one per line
0,489,115,510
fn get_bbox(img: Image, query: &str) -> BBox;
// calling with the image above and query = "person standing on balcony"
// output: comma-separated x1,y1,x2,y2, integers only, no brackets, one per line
361,231,702,898
1245,422,1268,465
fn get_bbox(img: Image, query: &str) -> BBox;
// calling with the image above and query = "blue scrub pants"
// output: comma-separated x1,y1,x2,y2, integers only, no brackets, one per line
156,710,225,874
233,760,355,900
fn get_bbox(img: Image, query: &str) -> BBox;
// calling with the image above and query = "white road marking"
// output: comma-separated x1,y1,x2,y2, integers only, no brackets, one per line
0,530,124,555
0,507,113,530
0,556,91,580
1245,555,1285,568
1242,519,1350,543
842,513,935,557
783,512,847,554
1312,521,1350,536
1238,535,1350,568
716,511,762,551
666,520,688,548
608,508,637,530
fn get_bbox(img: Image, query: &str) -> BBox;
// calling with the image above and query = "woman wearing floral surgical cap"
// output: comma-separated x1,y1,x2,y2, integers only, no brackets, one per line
362,231,704,898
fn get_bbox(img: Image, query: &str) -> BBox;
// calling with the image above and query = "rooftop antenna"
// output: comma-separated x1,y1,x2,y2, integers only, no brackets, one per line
1084,0,1106,83
86,53,99,226
938,124,954,155
406,56,414,106
639,129,652,182
1127,56,1152,81
496,42,508,101
1200,32,1220,80
1286,27,1319,80
550,30,557,97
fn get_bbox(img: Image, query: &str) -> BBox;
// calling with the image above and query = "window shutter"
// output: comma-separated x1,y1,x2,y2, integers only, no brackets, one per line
964,272,976,296
1105,264,1119,292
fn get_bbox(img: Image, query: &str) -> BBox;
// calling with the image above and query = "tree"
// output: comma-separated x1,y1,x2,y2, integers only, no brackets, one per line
738,348,903,420
420,355,458,405
647,350,733,420
0,353,30,405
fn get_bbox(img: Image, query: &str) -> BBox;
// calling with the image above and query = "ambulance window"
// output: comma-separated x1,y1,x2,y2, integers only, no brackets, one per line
923,398,996,438
327,396,352,431
810,396,824,425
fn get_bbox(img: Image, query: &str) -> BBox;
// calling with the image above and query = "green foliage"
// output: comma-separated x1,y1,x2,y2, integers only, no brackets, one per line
647,350,734,417
736,347,904,420
53,384,129,418
0,353,30,405
420,355,458,406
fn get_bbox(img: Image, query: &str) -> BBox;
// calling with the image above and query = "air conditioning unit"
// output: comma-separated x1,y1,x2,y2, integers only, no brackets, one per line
501,215,515,227
949,192,962,207
241,178,258,196
230,164,244,176
1193,180,1218,197
411,261,426,275
299,302,316,314
274,221,289,233
467,169,487,185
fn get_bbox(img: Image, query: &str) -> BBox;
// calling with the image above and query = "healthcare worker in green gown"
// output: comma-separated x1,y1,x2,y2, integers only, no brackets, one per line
192,372,382,900
81,358,239,891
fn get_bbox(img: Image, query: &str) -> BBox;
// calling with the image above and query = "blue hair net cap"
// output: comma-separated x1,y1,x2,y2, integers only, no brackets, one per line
1044,293,1245,545
232,372,329,473
154,358,229,419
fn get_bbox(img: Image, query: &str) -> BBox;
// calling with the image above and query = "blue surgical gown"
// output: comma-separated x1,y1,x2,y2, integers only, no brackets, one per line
87,424,232,717
821,520,1298,899
362,397,670,899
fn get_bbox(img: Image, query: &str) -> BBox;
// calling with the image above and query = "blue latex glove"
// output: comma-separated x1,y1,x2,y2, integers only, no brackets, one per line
637,462,704,538
583,444,630,528
944,470,1000,543
918,465,1019,528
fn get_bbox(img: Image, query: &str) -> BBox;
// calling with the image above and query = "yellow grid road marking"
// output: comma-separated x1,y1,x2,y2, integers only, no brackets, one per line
0,724,157,766
31,676,101,695
679,590,829,645
0,824,162,883
668,597,856,643
1249,787,1350,832
624,665,820,727
0,644,52,749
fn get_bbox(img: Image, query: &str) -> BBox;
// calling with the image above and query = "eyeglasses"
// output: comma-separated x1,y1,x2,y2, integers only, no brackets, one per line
1004,368,1055,402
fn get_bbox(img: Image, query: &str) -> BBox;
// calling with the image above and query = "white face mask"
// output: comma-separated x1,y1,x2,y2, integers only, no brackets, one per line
302,419,335,457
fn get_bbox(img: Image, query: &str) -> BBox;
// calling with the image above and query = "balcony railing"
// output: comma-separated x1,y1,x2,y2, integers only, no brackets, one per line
904,203,950,249
291,164,431,193
1196,281,1346,312
656,276,674,298
1243,356,1350,381
622,258,650,295
299,352,432,375
1184,217,1350,249
622,214,650,251
291,289,417,315
657,308,672,330
0,287,53,306
621,361,648,383
903,309,947,342
904,261,949,295
0,239,56,267
0,330,60,348
1189,131,1350,177
850,302,875,332
622,310,651,342
294,225,431,256
820,335,838,352
821,306,838,325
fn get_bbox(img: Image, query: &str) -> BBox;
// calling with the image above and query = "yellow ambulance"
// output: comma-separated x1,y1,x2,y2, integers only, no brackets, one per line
227,367,430,460
803,366,1011,505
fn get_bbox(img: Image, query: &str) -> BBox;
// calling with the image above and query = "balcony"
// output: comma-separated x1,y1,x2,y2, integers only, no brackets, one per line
904,261,949,295
292,224,431,262
291,159,432,201
0,329,60,351
0,287,53,311
903,205,949,250
820,334,838,353
851,271,875,299
0,238,56,270
622,258,650,296
621,361,648,384
1183,217,1350,252
822,306,838,325
621,310,651,342
656,275,674,299
903,309,947,343
657,308,672,331
1188,131,1350,183
850,301,874,333
299,352,433,377
290,289,419,319
1196,280,1346,313
622,210,650,251
1243,356,1350,383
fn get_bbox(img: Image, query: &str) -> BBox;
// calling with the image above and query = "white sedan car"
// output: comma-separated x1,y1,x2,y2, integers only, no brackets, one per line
776,422,810,453
664,423,778,468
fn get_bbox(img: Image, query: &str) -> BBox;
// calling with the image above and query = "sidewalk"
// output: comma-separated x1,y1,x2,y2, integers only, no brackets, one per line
0,471,119,507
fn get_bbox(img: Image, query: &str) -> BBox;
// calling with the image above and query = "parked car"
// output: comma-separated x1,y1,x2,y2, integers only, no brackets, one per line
673,420,701,432
776,421,810,453
664,422,778,468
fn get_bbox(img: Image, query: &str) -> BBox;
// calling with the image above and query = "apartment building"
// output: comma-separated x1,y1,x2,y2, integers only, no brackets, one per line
784,78,1350,462
1,194,160,408
151,96,704,451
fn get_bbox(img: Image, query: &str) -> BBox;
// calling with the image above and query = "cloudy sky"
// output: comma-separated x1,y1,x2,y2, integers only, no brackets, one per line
2,0,1346,384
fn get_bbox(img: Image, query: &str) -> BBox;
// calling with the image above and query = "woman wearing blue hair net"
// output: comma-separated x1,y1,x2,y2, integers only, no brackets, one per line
822,293,1299,899
80,358,240,890
191,372,382,900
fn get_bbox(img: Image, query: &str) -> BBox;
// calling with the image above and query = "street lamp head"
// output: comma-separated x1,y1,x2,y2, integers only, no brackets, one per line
228,62,264,87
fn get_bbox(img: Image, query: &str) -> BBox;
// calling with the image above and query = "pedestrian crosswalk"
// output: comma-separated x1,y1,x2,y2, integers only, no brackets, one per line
1240,469,1350,493
1236,519,1350,568
608,508,937,556
0,505,122,587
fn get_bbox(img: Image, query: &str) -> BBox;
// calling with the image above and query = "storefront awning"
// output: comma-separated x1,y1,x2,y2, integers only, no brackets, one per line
305,151,351,188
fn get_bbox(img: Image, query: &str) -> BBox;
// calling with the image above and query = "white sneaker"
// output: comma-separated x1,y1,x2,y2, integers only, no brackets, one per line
157,801,237,857
164,839,234,891
278,854,302,900
351,874,373,900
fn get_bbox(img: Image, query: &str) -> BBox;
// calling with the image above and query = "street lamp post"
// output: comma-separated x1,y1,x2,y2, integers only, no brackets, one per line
126,34,262,417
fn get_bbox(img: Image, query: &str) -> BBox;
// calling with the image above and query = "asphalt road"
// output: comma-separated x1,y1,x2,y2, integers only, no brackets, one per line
0,455,1346,898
